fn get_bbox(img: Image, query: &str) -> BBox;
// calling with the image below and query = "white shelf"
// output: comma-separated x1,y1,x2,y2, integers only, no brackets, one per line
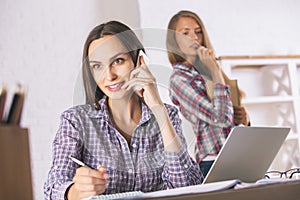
242,96,294,105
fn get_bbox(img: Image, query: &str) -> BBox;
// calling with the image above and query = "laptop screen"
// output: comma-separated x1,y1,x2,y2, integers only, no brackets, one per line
203,126,290,183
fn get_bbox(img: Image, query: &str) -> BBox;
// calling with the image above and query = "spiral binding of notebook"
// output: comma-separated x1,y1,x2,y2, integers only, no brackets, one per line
84,191,144,200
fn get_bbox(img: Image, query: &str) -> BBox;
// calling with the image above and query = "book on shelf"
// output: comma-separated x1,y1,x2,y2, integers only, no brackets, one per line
0,84,25,125
0,85,7,122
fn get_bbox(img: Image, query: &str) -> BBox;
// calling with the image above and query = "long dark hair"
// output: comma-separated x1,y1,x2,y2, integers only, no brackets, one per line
82,21,145,108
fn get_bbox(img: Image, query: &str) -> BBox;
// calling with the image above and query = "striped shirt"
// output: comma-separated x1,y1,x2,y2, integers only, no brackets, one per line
44,96,202,199
169,63,234,163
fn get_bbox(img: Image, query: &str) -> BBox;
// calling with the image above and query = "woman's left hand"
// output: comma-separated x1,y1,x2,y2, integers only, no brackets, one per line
233,105,250,126
121,55,163,108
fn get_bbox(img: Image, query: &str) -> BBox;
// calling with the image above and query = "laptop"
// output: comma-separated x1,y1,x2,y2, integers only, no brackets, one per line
203,126,290,183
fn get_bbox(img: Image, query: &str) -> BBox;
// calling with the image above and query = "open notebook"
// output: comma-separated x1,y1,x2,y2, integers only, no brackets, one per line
84,179,240,200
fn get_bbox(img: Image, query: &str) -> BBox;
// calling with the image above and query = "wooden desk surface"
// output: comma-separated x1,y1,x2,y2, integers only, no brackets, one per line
145,180,300,200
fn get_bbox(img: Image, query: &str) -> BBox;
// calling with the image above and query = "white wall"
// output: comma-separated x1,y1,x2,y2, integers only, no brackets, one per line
1,0,300,199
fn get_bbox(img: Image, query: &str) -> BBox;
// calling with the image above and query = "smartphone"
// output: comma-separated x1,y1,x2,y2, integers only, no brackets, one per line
136,50,150,67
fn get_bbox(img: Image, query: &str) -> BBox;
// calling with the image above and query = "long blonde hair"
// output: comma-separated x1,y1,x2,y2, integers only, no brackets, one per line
166,10,245,99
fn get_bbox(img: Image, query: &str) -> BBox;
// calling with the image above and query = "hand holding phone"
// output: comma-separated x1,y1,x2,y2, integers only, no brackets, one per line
132,50,149,96
121,50,163,107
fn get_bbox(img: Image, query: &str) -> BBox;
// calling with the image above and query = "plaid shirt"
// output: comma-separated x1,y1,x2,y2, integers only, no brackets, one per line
169,63,234,163
44,96,202,199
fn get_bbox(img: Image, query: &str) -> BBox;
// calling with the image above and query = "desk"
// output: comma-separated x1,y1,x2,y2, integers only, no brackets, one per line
146,180,300,200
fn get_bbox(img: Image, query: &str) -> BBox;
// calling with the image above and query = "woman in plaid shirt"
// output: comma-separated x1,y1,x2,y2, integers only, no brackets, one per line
44,21,202,200
166,10,250,177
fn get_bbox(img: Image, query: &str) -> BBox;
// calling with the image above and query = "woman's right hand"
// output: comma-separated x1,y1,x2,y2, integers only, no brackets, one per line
67,166,109,200
197,46,225,84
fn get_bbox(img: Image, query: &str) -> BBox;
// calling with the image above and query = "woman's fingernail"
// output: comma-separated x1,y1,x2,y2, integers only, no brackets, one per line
104,174,109,179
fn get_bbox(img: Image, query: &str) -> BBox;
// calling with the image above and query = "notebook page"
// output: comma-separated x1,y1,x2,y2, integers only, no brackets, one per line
143,179,240,198
84,180,240,199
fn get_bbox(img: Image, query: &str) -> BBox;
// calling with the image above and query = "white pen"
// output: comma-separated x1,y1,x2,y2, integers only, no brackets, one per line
68,155,94,169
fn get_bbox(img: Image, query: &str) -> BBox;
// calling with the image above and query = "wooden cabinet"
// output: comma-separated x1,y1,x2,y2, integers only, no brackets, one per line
0,126,33,200
219,55,300,169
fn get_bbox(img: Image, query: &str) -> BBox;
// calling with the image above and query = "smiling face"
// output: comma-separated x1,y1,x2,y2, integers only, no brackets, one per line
175,16,204,60
88,35,135,100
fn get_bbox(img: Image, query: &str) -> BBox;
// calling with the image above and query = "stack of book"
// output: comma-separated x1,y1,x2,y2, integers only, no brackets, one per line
0,84,25,125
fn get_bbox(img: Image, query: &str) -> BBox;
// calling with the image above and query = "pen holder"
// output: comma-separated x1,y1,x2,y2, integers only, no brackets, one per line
0,125,33,200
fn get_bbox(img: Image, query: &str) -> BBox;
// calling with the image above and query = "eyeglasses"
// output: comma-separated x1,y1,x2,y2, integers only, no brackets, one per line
264,168,300,179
